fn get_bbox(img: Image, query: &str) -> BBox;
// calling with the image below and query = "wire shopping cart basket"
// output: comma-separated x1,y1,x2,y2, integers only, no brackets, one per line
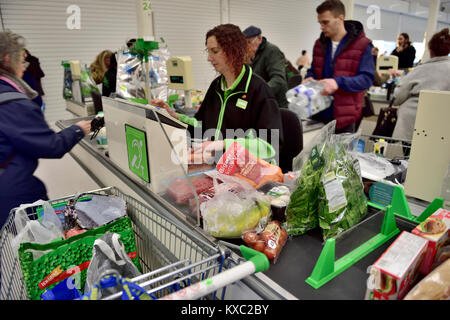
0,186,268,300
359,134,412,160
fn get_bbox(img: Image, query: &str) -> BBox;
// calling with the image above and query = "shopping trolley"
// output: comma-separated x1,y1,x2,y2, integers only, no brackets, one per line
359,134,412,160
0,186,269,300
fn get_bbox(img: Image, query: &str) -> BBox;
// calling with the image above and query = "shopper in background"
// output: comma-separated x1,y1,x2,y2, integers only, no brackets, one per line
391,33,416,69
22,50,43,108
102,52,117,97
24,49,45,96
90,50,113,85
392,28,450,142
304,0,374,133
0,30,92,227
150,23,283,160
296,50,311,72
243,25,289,108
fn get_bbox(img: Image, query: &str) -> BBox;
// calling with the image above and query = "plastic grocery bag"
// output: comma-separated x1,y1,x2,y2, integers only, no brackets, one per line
84,232,141,296
11,200,64,256
82,271,152,300
74,195,127,229
201,173,271,238
317,132,368,240
283,121,335,236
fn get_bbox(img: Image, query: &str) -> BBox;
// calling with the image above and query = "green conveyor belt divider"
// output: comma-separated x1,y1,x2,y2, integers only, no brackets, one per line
370,184,444,224
306,189,444,289
305,205,400,289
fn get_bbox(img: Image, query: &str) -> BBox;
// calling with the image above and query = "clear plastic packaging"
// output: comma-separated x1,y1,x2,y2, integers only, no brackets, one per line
74,195,127,229
287,80,333,119
201,175,270,238
84,232,141,296
283,121,335,236
403,259,450,300
242,220,287,263
318,132,367,240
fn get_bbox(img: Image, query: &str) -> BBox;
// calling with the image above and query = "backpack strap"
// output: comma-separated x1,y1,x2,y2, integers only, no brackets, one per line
0,91,28,104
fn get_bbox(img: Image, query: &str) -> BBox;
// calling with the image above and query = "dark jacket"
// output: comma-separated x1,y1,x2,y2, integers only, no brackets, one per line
307,20,374,129
0,79,85,226
190,65,283,148
25,54,45,96
391,45,416,69
250,37,289,108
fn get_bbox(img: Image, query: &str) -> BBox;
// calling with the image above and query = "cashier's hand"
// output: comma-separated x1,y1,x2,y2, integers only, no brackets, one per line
150,99,179,120
192,140,225,154
75,120,92,136
319,78,339,96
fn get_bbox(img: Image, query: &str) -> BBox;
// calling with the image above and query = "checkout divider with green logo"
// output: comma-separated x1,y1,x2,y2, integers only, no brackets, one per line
125,124,150,183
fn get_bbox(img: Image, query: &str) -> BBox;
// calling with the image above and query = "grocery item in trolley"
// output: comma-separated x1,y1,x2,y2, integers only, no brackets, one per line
216,142,283,189
365,231,428,300
411,208,450,275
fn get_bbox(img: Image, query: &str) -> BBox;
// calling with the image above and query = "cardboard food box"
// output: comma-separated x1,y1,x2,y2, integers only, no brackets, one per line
412,208,450,275
366,231,428,300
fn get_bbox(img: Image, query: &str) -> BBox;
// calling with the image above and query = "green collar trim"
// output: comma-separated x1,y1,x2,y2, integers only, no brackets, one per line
220,65,247,94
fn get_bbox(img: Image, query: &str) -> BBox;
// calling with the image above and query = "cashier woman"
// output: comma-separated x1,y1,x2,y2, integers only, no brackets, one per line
151,24,283,161
0,31,91,227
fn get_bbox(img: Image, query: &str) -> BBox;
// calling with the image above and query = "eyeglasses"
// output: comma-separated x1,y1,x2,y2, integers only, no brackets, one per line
204,47,222,56
22,61,29,69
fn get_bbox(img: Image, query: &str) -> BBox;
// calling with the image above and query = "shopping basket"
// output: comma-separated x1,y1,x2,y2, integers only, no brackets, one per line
359,134,411,160
0,186,269,300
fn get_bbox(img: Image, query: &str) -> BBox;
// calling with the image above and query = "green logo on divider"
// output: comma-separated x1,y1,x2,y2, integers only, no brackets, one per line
125,124,150,183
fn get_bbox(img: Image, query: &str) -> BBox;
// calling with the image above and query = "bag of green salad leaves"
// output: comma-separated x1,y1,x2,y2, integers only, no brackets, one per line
318,132,367,240
284,121,336,236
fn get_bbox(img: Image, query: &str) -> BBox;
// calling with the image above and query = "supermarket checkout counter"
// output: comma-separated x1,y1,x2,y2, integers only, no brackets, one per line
56,91,449,300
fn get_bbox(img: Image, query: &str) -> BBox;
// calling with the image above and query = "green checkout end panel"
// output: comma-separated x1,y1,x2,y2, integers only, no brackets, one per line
125,124,150,183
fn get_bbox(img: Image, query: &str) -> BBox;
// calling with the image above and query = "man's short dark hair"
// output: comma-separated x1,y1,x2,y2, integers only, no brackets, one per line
316,0,346,17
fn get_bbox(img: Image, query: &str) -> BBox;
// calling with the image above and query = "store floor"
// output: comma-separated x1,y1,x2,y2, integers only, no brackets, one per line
34,154,101,200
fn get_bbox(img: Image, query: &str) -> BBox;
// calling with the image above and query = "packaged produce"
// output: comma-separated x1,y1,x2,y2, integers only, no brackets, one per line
403,259,450,300
201,179,270,238
165,175,214,205
318,133,367,240
365,231,428,300
242,221,287,263
411,208,450,275
216,142,283,189
284,121,335,236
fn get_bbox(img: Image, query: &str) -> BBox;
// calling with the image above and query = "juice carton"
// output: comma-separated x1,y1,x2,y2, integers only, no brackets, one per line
366,231,428,300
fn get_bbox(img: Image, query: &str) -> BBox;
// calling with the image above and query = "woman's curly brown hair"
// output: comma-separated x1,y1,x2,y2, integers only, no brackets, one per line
428,28,450,57
205,24,250,77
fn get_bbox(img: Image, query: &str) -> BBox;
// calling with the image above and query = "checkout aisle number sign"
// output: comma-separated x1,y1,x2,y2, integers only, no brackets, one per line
125,124,150,183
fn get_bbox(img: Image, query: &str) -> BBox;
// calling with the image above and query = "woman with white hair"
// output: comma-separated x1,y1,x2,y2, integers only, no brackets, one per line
0,30,91,227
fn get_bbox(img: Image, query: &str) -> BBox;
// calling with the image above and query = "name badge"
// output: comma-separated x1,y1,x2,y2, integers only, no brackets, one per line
236,98,248,110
